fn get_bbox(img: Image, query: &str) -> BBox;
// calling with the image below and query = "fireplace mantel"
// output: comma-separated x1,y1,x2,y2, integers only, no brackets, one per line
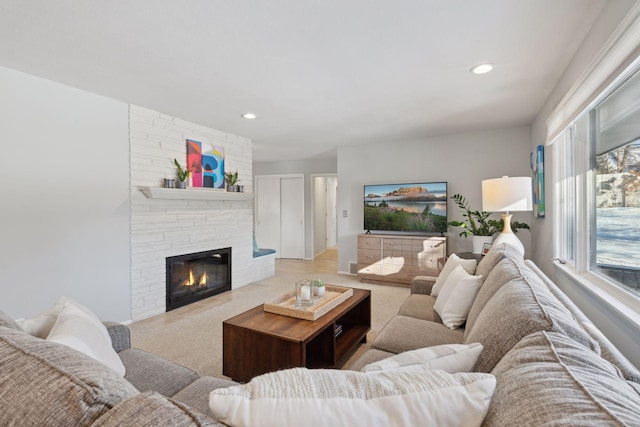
140,186,254,201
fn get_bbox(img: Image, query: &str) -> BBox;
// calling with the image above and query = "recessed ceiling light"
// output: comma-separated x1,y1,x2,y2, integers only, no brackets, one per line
242,113,257,119
471,63,494,75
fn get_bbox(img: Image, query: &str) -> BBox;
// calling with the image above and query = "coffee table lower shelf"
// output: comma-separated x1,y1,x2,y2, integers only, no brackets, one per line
223,288,371,382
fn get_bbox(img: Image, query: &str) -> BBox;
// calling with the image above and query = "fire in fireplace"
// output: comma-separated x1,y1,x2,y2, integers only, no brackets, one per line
166,248,231,311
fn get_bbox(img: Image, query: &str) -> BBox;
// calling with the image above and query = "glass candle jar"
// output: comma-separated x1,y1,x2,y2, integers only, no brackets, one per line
295,280,314,308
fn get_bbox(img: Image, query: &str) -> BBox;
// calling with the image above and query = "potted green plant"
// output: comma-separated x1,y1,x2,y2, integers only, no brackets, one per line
173,159,190,189
447,194,529,253
224,170,239,192
311,279,325,298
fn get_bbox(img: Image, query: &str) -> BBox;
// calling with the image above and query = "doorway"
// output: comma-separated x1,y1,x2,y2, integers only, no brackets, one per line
312,175,338,259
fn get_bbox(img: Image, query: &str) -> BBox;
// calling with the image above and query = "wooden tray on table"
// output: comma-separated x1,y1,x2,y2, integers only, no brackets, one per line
263,285,354,321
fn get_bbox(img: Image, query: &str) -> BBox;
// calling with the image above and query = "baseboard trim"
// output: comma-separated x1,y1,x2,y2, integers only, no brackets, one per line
338,270,357,276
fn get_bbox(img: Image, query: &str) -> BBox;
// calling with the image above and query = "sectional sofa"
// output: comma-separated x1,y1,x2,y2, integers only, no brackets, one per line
1,243,640,425
350,243,640,425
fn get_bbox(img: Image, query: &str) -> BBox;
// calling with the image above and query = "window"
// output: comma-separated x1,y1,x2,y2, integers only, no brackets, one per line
553,62,640,301
591,68,640,294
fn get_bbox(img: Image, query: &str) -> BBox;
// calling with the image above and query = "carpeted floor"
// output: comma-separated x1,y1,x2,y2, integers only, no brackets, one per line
128,270,409,379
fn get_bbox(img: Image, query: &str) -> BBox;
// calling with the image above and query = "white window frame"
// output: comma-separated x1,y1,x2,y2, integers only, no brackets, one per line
551,57,640,324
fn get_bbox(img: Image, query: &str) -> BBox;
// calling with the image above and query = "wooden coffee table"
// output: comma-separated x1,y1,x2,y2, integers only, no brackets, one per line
223,287,371,382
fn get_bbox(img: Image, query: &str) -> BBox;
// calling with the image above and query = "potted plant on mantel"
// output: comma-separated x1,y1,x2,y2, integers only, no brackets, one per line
173,159,190,189
224,170,239,192
447,193,529,253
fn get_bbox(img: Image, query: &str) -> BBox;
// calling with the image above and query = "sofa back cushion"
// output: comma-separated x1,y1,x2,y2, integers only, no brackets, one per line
463,272,600,373
483,331,640,426
474,243,523,280
524,260,640,384
92,391,221,427
464,257,524,337
0,311,22,330
0,327,138,426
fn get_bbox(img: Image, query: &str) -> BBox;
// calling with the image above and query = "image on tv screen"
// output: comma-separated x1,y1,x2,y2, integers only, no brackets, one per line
364,182,447,233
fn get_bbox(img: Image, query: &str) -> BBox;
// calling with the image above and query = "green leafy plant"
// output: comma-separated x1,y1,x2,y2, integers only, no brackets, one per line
311,279,325,287
224,170,239,186
447,193,529,237
173,159,190,182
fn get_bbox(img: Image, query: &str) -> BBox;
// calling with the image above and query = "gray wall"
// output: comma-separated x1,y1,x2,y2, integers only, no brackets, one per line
0,66,131,322
253,158,338,259
530,0,640,367
337,127,532,273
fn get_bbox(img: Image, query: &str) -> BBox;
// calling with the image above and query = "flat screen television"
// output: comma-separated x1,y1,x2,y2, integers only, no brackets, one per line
364,181,447,234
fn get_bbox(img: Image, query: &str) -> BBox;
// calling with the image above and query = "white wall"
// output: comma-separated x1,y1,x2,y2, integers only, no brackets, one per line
0,66,131,321
530,0,640,367
337,127,532,273
253,158,338,259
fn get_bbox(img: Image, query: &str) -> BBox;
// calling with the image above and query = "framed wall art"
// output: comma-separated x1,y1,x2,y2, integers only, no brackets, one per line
531,144,545,217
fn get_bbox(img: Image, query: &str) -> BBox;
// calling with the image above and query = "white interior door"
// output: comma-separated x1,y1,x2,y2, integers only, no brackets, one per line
280,176,304,258
255,176,281,253
255,174,304,259
326,177,338,247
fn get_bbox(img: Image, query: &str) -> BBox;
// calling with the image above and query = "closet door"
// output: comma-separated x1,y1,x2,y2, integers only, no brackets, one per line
280,176,304,258
255,175,304,259
255,177,281,254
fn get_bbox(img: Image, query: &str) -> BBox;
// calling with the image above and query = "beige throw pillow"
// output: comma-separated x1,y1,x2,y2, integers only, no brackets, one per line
363,342,484,374
210,368,495,427
431,254,478,297
434,265,483,329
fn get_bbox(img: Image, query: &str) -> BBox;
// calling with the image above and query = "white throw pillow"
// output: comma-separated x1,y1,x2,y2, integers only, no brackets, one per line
17,296,96,338
363,342,483,374
431,254,478,297
210,368,495,427
47,302,126,376
434,265,483,329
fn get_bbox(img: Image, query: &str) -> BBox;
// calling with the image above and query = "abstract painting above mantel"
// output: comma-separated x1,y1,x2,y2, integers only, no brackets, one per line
186,139,225,189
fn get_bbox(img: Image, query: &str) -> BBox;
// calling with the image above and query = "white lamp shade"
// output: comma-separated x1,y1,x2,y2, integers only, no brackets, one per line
482,176,533,212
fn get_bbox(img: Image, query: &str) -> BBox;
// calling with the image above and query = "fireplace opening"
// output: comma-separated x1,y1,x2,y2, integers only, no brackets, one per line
166,248,231,311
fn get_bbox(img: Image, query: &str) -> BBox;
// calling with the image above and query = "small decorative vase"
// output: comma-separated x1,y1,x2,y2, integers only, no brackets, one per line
313,285,325,299
164,178,175,188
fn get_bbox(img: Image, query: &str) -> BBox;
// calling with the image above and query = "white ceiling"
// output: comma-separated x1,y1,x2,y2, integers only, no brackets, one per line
0,0,607,162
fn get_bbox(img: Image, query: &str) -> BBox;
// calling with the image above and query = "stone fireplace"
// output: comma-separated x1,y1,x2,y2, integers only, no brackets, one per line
166,248,231,311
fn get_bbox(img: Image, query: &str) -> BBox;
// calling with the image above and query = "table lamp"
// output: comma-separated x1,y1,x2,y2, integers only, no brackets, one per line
482,176,533,255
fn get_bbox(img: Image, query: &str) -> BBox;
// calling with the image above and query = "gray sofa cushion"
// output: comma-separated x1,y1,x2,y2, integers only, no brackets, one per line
483,331,640,426
409,276,435,295
464,273,600,373
464,257,525,338
0,326,138,426
347,348,396,372
104,321,131,353
0,311,22,330
397,294,440,321
171,376,238,416
119,348,200,397
523,259,640,384
91,391,223,427
475,243,522,280
372,315,463,354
